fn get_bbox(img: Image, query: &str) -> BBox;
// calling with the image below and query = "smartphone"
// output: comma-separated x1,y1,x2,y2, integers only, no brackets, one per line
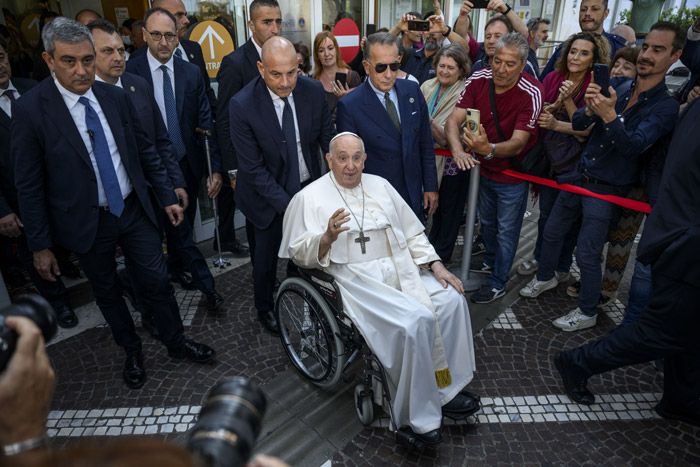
465,108,480,135
366,23,377,35
470,0,490,8
407,20,430,31
335,72,347,87
592,63,610,97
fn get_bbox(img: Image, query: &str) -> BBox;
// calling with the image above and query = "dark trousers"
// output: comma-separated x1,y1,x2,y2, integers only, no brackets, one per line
16,237,69,308
166,160,216,295
248,215,284,313
570,271,700,408
429,171,469,263
216,178,237,245
76,195,184,351
537,187,624,315
533,185,579,272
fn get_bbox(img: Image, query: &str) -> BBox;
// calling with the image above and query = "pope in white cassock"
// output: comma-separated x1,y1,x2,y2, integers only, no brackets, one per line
279,132,477,445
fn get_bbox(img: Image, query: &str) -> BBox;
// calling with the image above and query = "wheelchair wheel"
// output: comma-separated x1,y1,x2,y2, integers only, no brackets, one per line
275,277,346,390
354,384,375,426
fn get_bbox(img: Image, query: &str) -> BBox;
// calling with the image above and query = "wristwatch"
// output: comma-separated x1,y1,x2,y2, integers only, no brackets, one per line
442,25,452,37
483,143,496,160
503,4,512,14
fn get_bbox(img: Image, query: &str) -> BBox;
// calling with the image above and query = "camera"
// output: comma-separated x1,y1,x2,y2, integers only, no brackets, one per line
0,294,58,372
188,376,267,467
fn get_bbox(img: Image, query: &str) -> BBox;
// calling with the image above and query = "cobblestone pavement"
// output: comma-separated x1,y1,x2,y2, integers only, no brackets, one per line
43,228,700,465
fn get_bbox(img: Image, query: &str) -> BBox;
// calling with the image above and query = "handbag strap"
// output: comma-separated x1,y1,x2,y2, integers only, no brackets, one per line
488,79,506,143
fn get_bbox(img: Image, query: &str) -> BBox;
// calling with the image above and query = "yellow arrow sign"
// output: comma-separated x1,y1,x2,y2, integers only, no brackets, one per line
189,21,234,78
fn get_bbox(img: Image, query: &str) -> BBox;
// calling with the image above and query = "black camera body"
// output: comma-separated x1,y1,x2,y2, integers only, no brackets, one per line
0,295,58,371
189,376,267,467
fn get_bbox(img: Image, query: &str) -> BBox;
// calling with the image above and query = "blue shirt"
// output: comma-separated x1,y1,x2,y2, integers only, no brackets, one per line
402,48,436,85
571,79,679,187
540,31,626,80
367,78,401,124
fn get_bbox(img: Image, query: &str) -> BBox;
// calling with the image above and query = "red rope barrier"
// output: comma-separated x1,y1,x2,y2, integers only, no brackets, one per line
434,148,651,214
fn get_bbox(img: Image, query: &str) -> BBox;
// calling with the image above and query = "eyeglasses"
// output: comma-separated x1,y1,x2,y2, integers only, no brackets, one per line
145,29,178,43
368,61,400,73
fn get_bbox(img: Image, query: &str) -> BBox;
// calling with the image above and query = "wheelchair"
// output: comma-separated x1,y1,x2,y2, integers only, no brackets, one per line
274,267,396,429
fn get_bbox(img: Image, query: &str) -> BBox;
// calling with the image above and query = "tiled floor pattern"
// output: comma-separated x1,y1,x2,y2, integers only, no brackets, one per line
485,307,523,330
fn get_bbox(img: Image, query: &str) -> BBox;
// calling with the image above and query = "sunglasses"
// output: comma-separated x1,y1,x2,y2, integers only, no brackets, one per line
368,61,400,73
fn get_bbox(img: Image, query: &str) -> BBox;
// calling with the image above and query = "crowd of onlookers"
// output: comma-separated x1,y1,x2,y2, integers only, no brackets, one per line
1,0,699,386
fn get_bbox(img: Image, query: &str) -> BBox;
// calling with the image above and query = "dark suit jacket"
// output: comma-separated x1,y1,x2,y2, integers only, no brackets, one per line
120,71,186,190
230,76,332,229
126,53,222,180
12,79,177,253
336,79,437,218
131,40,216,113
0,77,37,217
216,39,261,171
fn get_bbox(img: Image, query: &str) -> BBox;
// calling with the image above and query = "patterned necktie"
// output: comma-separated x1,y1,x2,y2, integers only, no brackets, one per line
174,48,183,59
281,97,301,194
160,64,187,159
2,89,15,101
78,96,125,216
384,91,400,130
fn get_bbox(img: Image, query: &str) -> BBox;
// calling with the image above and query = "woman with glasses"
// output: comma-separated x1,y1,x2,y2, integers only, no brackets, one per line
422,44,471,263
313,31,360,121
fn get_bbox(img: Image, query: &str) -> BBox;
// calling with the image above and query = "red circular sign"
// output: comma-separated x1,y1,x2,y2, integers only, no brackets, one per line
332,19,361,64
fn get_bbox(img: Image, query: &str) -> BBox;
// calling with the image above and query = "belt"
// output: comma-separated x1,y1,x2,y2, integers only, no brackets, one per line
345,228,391,263
98,191,133,212
580,173,613,186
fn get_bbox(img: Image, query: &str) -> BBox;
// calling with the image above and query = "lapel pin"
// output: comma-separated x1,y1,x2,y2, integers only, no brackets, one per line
409,97,414,103
190,54,194,59
130,86,136,92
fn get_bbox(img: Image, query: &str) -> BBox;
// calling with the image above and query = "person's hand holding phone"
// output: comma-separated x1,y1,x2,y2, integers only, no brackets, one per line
584,81,618,123
487,0,508,13
427,15,448,35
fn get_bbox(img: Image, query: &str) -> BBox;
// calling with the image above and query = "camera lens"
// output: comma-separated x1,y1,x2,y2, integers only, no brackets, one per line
0,294,58,371
188,377,267,467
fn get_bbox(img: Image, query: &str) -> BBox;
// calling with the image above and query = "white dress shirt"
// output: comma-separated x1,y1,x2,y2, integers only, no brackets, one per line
54,78,132,206
94,75,123,89
175,43,189,62
251,37,263,59
0,81,18,118
267,88,310,183
147,50,175,131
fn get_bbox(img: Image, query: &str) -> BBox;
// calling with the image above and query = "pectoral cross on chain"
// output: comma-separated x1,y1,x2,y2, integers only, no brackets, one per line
355,230,370,254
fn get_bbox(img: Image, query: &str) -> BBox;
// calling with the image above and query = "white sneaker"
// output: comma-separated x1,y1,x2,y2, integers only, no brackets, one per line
555,271,571,283
552,308,597,332
519,276,558,298
517,259,539,275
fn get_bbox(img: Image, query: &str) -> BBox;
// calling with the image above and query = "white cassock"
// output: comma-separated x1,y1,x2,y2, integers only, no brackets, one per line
279,172,475,434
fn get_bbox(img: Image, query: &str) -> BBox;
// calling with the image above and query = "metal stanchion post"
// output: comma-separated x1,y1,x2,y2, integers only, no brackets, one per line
459,165,482,292
198,128,230,269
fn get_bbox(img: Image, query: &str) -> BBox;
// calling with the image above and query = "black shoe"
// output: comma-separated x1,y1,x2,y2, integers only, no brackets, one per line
471,236,485,256
170,271,195,290
396,427,442,448
219,239,250,258
442,392,481,416
258,310,280,335
123,350,146,389
141,313,161,340
655,399,700,428
167,338,216,363
554,352,594,405
55,304,79,328
206,291,224,312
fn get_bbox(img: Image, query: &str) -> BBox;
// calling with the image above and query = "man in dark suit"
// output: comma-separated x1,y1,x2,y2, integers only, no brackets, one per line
215,0,283,258
230,36,332,334
88,22,223,323
12,18,215,389
0,40,78,328
336,32,438,221
555,98,700,428
127,8,224,309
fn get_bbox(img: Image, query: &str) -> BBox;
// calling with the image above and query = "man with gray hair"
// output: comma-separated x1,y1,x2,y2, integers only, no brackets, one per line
12,17,216,390
280,131,478,447
445,32,543,304
526,17,550,76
